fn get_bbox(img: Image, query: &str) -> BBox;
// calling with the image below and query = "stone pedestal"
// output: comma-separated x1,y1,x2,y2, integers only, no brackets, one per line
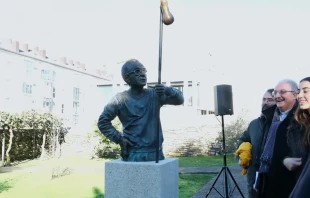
105,158,179,198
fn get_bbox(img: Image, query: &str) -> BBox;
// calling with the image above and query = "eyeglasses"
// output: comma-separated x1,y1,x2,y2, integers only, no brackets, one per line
262,98,274,103
272,90,295,96
125,68,147,78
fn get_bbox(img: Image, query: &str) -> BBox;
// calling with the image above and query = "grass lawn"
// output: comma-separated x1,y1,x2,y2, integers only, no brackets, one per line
178,155,237,197
179,174,216,198
179,154,238,167
0,157,106,198
0,155,230,198
0,172,104,198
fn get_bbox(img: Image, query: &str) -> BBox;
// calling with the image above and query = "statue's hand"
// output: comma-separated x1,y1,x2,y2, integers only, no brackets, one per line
119,136,134,160
155,84,166,95
155,84,176,96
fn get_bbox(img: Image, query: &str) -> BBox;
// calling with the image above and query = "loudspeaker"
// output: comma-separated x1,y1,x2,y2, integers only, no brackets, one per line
214,84,234,116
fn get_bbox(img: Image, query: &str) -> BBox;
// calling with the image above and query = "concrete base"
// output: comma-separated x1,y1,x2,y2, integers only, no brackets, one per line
105,158,179,198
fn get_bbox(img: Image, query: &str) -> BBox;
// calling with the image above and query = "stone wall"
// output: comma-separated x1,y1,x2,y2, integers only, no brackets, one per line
162,125,221,157
160,107,223,157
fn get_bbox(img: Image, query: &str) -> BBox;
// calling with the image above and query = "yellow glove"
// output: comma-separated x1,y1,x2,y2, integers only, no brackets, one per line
235,142,252,175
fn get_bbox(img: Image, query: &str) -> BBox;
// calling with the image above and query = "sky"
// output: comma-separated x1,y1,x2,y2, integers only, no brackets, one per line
1,0,310,119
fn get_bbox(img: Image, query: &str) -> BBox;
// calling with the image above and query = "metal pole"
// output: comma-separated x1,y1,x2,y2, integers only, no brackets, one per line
156,7,164,163
221,115,229,198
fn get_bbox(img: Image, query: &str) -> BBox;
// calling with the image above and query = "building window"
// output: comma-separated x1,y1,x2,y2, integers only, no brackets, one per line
24,60,33,76
173,85,183,93
188,97,193,106
43,97,53,111
73,102,79,125
73,115,79,125
73,87,80,101
201,110,207,115
208,110,215,115
53,87,56,98
73,87,80,124
41,69,56,81
187,84,193,106
61,104,64,114
73,101,79,114
22,83,32,95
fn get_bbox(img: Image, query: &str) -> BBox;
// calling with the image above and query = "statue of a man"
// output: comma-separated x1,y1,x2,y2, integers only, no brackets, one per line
97,59,184,162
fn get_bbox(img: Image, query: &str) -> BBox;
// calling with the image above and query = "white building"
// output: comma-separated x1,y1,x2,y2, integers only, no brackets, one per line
0,39,110,126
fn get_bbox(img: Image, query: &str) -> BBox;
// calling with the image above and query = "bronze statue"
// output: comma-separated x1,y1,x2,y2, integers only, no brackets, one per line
97,59,184,162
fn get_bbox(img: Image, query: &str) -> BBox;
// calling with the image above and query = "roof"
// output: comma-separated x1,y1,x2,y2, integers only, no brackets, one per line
0,38,112,81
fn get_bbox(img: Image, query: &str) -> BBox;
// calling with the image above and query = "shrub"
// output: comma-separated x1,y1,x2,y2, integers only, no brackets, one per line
215,115,248,154
88,117,122,159
172,139,205,157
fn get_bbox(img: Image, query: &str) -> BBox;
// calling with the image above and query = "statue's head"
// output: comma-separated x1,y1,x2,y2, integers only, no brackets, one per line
121,59,147,87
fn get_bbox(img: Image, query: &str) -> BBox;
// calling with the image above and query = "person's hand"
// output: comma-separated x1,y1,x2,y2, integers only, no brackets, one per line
119,136,134,160
155,84,166,95
238,159,249,169
283,157,302,171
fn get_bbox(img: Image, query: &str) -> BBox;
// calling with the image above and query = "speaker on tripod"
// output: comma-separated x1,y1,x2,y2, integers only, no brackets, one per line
205,84,244,198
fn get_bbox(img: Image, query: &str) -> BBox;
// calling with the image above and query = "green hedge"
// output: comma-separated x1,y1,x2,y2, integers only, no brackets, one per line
0,110,70,165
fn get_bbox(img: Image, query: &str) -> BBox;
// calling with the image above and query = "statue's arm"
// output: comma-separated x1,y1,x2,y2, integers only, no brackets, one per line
162,86,184,105
97,100,122,144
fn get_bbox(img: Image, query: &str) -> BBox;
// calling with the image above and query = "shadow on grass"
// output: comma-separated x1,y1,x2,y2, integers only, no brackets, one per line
0,181,13,193
93,187,104,198
0,167,14,174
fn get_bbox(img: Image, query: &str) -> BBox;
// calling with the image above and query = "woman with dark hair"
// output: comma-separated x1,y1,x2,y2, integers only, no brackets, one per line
289,77,310,198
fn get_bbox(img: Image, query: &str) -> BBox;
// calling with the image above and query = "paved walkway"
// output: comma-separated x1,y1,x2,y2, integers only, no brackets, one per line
180,166,248,198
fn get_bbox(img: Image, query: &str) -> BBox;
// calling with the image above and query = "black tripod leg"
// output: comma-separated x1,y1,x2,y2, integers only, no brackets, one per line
226,167,245,198
205,167,225,198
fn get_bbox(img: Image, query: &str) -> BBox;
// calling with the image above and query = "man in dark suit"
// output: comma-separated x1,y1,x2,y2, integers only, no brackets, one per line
238,88,275,198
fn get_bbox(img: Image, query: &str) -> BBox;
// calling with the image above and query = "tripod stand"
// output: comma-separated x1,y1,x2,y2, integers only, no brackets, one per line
205,115,244,198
